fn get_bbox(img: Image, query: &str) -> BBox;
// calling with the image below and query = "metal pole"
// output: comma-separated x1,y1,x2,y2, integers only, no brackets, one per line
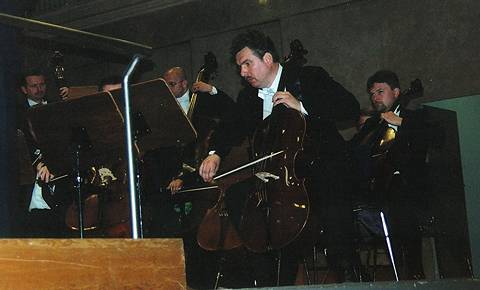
123,54,142,239
74,148,84,238
380,211,399,281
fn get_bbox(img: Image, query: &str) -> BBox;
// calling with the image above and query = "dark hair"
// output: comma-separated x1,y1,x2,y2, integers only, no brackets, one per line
20,69,45,87
366,70,400,93
230,30,280,63
98,75,123,91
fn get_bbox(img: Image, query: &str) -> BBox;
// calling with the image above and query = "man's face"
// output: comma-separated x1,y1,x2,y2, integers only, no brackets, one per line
369,82,400,112
163,72,188,98
236,47,274,89
21,75,46,102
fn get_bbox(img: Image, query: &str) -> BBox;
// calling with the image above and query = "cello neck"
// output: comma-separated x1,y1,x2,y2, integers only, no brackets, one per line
186,68,205,120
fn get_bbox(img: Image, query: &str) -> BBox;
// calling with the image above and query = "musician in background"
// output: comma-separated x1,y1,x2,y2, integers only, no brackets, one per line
199,30,360,286
142,66,235,289
350,70,428,279
15,69,70,237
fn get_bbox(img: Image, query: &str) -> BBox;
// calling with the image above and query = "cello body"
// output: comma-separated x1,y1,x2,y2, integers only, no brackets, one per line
196,187,243,251
240,105,309,253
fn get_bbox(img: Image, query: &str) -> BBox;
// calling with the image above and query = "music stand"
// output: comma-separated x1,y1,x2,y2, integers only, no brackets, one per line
103,77,197,237
107,77,197,156
27,91,126,238
26,79,196,237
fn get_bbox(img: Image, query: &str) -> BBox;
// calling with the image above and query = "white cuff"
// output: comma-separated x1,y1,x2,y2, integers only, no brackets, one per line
209,86,218,95
29,182,51,211
300,101,308,115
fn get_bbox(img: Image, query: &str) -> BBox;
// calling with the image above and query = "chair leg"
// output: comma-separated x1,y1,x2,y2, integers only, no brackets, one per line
302,257,312,285
312,245,317,283
213,255,226,289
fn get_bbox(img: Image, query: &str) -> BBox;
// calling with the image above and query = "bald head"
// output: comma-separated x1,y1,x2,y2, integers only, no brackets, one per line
163,67,188,98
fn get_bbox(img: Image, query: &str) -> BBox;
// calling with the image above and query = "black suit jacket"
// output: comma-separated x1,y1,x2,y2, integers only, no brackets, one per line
208,65,360,228
211,65,360,162
16,98,47,168
350,102,428,204
16,97,72,211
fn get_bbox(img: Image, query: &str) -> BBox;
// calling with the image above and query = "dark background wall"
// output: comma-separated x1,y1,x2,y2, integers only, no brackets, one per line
21,0,480,108
0,1,25,236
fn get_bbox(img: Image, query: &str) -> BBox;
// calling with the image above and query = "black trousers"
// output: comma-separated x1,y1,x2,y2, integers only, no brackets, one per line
23,208,67,238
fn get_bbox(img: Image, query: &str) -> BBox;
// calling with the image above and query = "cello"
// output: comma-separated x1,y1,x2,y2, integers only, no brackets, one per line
240,105,309,252
357,79,424,201
196,40,310,253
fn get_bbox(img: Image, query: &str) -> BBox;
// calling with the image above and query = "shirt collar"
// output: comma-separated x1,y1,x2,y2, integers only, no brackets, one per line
259,64,283,95
177,90,190,113
177,89,190,102
27,98,46,107
393,104,401,115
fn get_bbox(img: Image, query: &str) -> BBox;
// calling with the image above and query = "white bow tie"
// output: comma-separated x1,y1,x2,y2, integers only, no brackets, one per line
260,87,276,96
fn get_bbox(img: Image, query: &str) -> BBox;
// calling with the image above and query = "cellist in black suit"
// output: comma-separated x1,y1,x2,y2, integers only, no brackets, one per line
350,70,428,280
199,30,360,286
15,69,70,238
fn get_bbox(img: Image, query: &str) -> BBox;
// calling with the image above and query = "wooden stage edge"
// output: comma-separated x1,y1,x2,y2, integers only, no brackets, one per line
0,238,186,289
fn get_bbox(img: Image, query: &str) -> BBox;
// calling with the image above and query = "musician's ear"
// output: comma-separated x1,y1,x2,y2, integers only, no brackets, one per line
21,86,27,95
393,87,400,98
263,52,274,65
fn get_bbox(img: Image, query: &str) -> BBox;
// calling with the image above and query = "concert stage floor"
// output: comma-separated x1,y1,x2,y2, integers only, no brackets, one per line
227,279,480,290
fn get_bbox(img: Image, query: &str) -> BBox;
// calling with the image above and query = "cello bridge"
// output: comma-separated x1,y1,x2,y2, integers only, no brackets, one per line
255,171,280,183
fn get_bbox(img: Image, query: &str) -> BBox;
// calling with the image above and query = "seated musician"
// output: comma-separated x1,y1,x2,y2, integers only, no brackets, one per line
162,66,236,193
350,70,428,279
15,69,71,237
141,67,235,289
199,30,360,286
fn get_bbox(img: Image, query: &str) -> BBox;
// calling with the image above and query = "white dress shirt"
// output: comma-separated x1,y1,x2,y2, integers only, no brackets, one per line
177,90,191,114
388,104,401,131
27,98,51,211
257,65,308,119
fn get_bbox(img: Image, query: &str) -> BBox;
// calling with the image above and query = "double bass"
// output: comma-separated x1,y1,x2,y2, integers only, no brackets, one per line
186,51,219,168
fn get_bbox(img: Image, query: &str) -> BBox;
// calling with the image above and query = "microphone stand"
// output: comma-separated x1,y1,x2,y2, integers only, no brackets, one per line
122,54,143,239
